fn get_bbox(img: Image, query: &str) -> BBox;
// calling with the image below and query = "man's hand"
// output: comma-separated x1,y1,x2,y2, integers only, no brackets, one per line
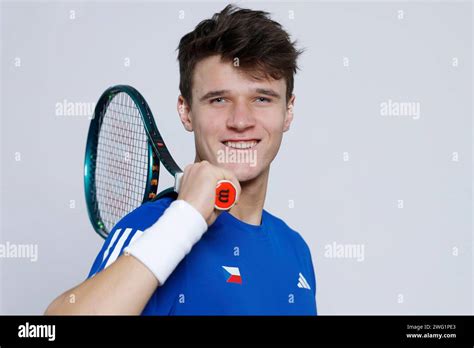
177,160,241,226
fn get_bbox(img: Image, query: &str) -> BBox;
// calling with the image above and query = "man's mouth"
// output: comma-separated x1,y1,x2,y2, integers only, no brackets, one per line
222,140,260,150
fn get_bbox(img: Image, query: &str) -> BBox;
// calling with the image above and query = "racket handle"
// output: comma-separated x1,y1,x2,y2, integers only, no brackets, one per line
174,172,237,211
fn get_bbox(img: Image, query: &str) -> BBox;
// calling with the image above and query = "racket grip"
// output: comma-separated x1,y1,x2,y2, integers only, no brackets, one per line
174,173,237,211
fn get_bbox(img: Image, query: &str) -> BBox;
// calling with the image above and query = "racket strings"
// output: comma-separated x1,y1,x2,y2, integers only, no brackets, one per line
94,92,150,232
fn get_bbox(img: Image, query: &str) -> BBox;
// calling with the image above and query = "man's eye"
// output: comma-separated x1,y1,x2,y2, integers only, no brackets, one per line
210,97,225,104
256,97,271,103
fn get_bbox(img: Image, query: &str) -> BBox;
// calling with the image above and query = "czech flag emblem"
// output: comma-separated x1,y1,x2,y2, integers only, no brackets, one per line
222,266,242,284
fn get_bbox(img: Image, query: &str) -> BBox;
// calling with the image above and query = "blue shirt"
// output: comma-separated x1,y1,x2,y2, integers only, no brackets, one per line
88,197,317,315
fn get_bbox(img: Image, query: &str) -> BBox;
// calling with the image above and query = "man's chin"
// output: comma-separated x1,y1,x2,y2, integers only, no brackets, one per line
219,163,261,183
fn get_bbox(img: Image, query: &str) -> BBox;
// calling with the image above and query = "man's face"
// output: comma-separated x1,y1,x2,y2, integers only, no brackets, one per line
178,55,294,183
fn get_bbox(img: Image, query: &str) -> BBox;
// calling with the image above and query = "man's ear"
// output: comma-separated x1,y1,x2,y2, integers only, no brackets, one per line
283,94,295,132
177,95,193,132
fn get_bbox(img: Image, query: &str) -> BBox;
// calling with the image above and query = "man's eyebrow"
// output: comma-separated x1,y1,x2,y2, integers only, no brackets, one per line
199,90,230,102
255,88,281,99
199,88,281,102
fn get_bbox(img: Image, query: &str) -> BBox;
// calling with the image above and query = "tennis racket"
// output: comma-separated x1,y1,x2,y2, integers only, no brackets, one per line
84,85,237,239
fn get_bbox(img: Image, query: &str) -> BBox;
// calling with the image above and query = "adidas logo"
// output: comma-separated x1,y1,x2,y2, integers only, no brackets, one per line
297,272,311,290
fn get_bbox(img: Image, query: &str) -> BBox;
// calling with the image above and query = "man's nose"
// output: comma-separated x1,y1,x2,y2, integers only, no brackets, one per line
226,101,256,131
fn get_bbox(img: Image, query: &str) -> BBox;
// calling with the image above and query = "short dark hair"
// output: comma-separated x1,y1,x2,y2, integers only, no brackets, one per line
177,4,303,105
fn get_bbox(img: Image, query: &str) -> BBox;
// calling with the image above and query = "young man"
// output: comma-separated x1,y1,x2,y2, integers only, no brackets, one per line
46,4,316,315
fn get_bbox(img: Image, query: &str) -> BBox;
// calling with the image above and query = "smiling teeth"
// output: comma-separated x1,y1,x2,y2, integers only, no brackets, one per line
224,141,258,149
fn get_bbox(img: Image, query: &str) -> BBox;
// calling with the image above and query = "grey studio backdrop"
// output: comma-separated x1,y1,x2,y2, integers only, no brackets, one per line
0,0,472,315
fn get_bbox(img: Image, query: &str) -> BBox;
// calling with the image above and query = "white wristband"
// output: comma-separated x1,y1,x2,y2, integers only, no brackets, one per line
123,200,208,285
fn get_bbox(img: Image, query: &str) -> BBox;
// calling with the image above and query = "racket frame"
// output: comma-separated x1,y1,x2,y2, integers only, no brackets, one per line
84,85,164,238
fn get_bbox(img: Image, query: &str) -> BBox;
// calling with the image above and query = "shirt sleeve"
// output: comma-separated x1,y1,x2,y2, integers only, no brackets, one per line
307,245,318,315
86,198,173,279
292,231,318,315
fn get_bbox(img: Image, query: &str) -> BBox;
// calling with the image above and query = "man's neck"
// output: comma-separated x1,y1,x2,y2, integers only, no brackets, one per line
228,167,269,226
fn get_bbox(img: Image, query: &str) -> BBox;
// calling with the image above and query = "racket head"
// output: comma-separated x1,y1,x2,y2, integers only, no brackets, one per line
84,85,160,239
